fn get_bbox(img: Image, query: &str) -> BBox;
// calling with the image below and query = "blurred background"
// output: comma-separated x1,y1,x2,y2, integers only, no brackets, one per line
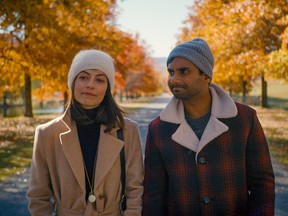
1,0,288,118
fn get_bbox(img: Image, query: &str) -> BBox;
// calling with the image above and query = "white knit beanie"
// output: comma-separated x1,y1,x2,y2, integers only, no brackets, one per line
68,49,115,90
167,38,214,79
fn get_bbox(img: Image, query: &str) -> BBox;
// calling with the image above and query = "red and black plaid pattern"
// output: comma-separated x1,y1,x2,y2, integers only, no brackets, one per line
143,103,275,216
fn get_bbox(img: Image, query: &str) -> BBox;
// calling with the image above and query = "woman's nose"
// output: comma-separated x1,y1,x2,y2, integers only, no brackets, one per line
86,79,95,88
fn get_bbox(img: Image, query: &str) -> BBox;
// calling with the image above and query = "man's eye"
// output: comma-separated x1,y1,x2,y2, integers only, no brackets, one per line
180,69,189,74
168,70,174,76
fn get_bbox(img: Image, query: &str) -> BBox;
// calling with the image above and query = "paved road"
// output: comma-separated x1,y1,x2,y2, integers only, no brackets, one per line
0,94,287,215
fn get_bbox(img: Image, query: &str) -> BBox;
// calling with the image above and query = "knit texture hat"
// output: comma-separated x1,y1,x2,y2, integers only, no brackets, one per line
166,38,214,79
68,49,115,90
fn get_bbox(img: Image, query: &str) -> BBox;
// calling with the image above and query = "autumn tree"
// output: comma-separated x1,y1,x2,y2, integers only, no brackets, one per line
178,0,288,107
0,0,70,116
264,2,288,83
1,0,162,117
113,32,162,98
178,0,259,102
234,0,287,107
0,0,119,116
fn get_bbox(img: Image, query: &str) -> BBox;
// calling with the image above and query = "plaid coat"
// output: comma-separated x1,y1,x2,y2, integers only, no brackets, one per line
143,83,275,216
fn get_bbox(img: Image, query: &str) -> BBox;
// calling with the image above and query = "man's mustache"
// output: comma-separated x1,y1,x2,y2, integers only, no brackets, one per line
169,83,187,89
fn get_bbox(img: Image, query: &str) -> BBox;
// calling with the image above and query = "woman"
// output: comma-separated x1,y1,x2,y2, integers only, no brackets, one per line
27,50,144,215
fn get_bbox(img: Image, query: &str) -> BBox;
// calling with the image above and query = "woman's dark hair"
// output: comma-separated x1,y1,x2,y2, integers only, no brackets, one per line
70,81,126,133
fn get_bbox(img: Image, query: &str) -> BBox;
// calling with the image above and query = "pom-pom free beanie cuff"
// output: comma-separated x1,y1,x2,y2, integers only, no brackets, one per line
166,38,214,79
68,50,115,90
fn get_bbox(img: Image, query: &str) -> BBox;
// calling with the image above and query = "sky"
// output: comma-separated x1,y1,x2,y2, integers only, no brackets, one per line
116,0,193,58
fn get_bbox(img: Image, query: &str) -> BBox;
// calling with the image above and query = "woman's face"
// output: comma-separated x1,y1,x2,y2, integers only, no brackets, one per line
74,69,108,109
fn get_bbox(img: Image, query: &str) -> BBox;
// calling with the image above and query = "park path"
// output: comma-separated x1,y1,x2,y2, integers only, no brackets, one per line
0,93,287,215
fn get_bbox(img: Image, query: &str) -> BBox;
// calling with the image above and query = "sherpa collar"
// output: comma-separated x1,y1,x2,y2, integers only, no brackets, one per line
160,83,237,123
160,83,238,159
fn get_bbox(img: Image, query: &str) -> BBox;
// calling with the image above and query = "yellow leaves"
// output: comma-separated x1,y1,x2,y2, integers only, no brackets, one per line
280,27,288,45
266,49,288,82
178,0,288,96
0,0,161,107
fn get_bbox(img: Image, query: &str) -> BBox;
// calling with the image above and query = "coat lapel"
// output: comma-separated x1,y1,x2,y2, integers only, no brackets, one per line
196,116,228,156
94,126,124,189
172,121,199,152
161,83,237,157
171,116,228,154
59,110,85,193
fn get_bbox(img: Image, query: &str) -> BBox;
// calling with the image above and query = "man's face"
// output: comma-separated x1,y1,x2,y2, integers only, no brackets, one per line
167,57,210,101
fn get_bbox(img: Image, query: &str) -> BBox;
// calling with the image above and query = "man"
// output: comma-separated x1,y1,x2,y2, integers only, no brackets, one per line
142,38,275,215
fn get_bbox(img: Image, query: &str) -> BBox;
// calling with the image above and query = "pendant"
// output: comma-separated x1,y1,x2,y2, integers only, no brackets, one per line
88,194,96,203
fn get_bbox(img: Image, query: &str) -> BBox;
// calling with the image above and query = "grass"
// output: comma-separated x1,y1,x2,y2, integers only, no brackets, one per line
254,106,288,164
0,115,59,182
0,92,287,182
0,140,33,181
0,96,157,182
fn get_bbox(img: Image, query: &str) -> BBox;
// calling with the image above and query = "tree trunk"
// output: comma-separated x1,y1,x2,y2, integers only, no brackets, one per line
261,75,268,108
24,72,33,117
242,80,247,104
3,90,8,117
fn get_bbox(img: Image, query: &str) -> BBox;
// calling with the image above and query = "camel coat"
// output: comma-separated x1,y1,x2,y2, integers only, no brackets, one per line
27,108,144,216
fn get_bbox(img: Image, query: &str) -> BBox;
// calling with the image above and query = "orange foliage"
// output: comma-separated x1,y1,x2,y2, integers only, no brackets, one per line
178,0,288,96
0,0,162,112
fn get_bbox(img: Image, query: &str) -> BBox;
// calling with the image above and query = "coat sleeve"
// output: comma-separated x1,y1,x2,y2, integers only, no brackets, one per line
246,110,275,215
123,121,144,216
142,120,168,216
26,126,54,216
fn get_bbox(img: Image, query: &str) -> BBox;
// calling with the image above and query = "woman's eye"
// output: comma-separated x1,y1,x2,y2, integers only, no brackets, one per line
96,78,105,83
79,75,88,80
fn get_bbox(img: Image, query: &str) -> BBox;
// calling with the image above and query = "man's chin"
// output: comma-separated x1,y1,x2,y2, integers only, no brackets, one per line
173,93,186,100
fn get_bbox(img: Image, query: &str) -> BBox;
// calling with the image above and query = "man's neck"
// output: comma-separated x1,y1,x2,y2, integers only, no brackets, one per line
183,91,212,119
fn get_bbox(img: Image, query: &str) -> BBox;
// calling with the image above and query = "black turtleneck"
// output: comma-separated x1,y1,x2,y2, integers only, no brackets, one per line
74,107,100,200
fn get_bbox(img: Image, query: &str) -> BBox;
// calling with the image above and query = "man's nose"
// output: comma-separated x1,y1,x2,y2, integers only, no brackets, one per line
169,73,181,83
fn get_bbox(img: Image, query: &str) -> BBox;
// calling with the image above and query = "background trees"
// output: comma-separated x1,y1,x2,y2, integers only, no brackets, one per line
178,0,288,107
0,0,161,116
1,0,288,116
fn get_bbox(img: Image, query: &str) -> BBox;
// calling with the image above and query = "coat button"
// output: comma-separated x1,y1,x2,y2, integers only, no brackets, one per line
198,157,206,164
202,197,210,204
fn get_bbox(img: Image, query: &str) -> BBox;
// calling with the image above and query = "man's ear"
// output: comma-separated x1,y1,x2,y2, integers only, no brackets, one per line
204,74,211,84
204,74,210,80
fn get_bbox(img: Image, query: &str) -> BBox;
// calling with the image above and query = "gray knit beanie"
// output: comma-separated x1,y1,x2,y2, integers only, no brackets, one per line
166,38,214,79
68,49,115,90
